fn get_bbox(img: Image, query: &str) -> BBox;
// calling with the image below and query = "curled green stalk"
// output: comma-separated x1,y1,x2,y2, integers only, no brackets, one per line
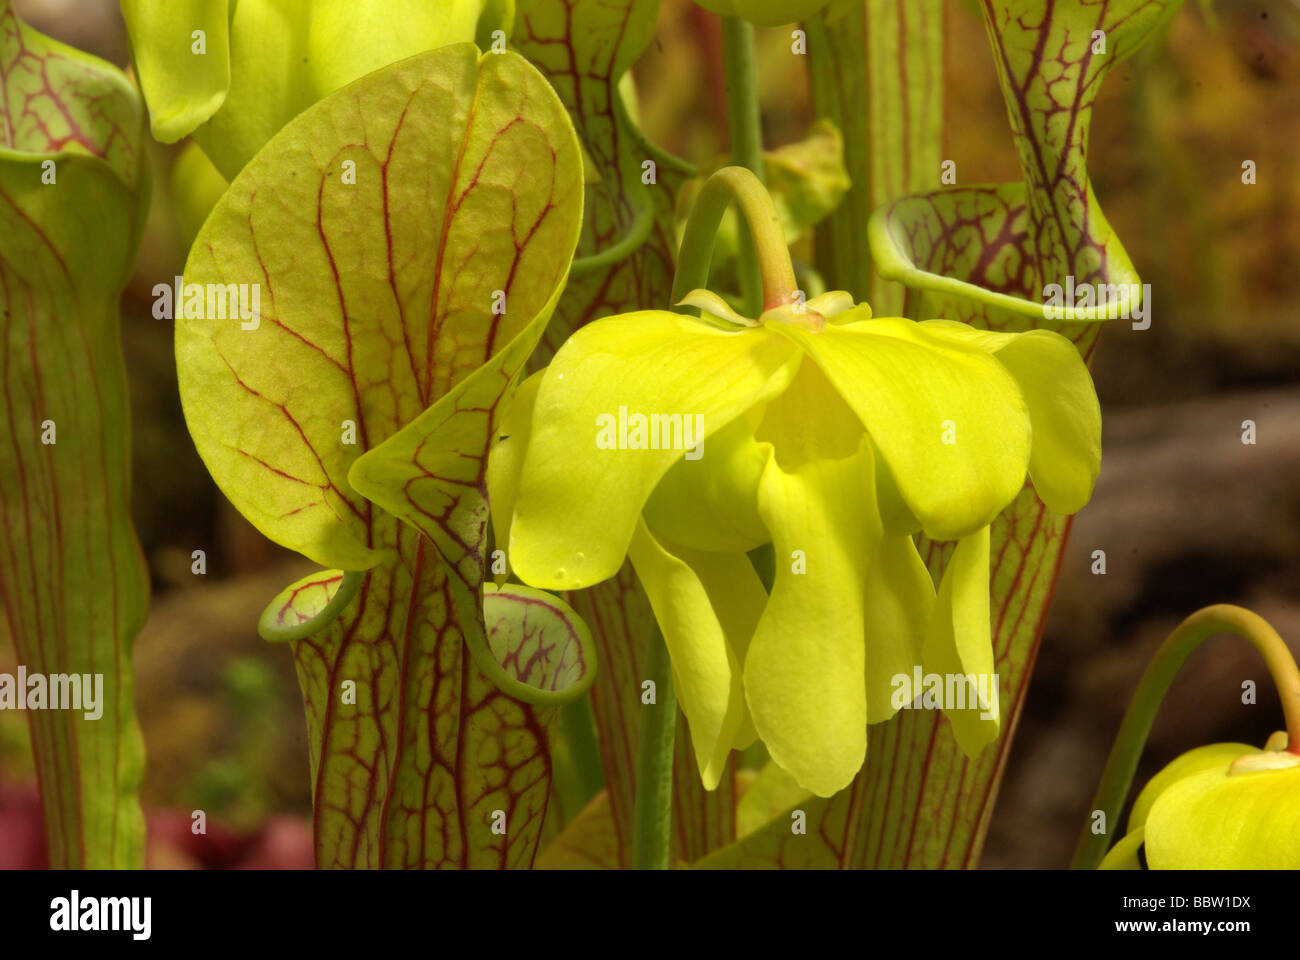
1072,604,1300,870
671,166,798,311
258,570,365,642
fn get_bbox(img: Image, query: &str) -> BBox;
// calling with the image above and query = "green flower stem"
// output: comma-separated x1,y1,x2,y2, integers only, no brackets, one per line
560,694,607,807
1071,604,1300,870
720,14,767,317
633,623,677,869
671,166,797,312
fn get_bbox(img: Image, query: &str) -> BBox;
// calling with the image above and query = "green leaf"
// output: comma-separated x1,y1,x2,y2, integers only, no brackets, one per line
288,529,590,868
868,182,1144,324
180,44,581,571
178,43,585,868
0,1,149,867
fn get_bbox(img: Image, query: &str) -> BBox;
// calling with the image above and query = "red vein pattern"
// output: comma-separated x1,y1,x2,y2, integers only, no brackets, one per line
0,2,148,868
177,46,585,868
290,519,592,868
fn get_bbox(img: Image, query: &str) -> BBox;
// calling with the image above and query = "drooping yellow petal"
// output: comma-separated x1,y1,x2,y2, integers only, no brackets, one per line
864,533,935,724
1144,759,1300,868
873,450,922,536
486,370,543,554
121,0,232,143
510,312,800,590
744,364,878,798
776,318,1030,541
918,320,1101,515
922,526,1000,756
670,539,768,754
626,521,765,790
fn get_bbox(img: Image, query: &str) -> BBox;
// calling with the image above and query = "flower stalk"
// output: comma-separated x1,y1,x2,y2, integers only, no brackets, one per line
672,166,798,313
633,625,677,869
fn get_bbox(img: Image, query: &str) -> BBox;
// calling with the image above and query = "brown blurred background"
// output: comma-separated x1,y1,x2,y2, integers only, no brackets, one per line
1,0,1297,868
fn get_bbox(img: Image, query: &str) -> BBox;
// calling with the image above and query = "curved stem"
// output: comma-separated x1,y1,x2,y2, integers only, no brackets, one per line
632,623,676,869
1071,604,1300,870
720,15,766,317
671,166,796,312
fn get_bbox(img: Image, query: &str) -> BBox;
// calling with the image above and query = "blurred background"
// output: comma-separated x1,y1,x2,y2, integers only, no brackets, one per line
0,0,1296,868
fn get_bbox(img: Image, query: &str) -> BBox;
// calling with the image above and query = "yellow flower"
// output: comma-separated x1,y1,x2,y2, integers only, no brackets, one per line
1101,733,1300,869
490,284,1100,798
